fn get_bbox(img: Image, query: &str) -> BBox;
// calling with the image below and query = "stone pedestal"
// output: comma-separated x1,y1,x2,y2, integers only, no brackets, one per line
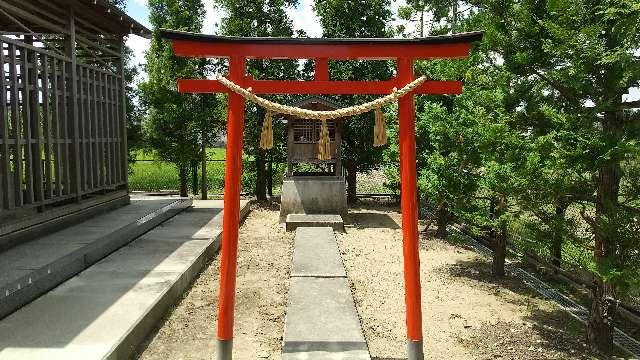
280,176,347,221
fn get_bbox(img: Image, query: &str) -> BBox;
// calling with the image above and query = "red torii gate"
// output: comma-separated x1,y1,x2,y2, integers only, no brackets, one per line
160,29,483,360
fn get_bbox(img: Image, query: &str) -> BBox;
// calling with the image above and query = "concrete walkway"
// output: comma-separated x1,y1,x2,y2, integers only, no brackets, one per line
0,199,250,360
0,195,191,319
283,227,370,360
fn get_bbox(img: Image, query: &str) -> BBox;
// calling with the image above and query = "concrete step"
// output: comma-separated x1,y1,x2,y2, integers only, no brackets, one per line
0,200,251,360
0,196,192,320
285,214,344,232
283,227,370,360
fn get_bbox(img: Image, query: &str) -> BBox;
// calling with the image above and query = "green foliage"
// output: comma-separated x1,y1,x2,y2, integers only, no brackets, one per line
313,0,393,199
214,0,301,199
105,0,144,168
139,0,224,196
476,0,640,295
390,0,640,349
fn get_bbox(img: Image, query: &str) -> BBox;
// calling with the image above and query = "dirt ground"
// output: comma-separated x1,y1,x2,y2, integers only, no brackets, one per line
340,204,600,360
136,204,294,360
136,203,604,360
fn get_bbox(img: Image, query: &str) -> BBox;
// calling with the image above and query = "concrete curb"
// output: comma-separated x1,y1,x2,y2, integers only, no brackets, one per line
110,200,253,360
0,198,192,320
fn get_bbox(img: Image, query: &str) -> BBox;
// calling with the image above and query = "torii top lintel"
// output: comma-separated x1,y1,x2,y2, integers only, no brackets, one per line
160,29,483,95
160,29,483,60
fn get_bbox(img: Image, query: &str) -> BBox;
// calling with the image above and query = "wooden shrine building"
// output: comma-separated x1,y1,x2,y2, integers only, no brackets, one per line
0,0,150,249
285,96,344,177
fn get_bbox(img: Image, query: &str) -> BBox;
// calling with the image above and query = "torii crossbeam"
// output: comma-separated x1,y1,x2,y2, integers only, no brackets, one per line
160,29,483,360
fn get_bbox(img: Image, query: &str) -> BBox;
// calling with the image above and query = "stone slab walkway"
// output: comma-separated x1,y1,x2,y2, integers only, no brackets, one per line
283,227,370,360
0,199,250,360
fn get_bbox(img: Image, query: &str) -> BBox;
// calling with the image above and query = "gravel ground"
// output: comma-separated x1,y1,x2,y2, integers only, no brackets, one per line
135,203,605,360
339,204,601,360
136,204,294,360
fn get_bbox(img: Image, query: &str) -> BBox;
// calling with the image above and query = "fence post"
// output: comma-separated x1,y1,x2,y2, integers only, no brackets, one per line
65,7,81,202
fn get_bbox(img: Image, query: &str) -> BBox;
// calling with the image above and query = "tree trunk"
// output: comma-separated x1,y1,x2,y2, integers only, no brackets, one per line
201,145,208,200
178,165,188,197
587,110,622,355
346,167,357,204
191,160,198,195
200,96,208,200
492,222,507,277
551,203,566,268
267,159,273,197
436,203,448,239
492,197,507,277
255,151,267,201
489,197,496,243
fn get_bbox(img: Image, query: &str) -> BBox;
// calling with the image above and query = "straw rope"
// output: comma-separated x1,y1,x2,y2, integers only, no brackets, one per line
216,75,427,120
259,110,274,149
317,119,332,160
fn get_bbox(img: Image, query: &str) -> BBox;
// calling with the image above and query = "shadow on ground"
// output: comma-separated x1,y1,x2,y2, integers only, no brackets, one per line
442,257,607,359
346,212,401,230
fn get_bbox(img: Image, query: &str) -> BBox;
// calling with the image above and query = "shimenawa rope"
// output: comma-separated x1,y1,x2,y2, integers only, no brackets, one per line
215,75,427,154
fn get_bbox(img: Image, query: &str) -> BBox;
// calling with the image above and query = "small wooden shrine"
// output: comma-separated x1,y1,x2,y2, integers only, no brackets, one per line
279,96,348,220
285,96,344,177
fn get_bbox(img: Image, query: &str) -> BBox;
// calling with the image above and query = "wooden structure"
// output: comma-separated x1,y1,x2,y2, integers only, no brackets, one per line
0,1,149,234
160,29,483,360
285,96,344,177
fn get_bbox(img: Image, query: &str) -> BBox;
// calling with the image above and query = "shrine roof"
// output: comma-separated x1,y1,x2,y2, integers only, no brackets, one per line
289,96,345,110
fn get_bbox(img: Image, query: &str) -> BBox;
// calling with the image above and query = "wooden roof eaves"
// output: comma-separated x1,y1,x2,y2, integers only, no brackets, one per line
0,0,150,38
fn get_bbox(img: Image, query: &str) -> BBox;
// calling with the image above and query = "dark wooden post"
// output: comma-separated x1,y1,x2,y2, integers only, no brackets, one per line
118,38,129,194
65,7,81,202
267,158,273,197
0,39,13,209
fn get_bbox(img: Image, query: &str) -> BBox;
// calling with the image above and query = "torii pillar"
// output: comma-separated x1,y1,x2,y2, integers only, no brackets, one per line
160,29,483,360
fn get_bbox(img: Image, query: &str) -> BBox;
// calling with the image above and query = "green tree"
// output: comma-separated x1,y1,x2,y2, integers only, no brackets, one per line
396,0,465,37
214,0,301,200
140,0,209,197
476,0,640,352
314,0,393,202
106,0,144,167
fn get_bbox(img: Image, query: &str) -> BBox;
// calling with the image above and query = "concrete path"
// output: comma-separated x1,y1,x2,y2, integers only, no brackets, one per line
283,227,370,360
0,199,250,360
0,195,191,319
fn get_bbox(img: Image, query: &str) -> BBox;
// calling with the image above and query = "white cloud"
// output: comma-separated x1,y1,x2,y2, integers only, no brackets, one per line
126,34,150,82
286,0,322,37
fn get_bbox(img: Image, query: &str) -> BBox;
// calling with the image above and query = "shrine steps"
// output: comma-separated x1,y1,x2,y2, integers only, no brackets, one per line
285,213,345,232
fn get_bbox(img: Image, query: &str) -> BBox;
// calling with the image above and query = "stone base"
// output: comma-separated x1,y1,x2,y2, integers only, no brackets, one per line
285,214,344,232
280,176,347,221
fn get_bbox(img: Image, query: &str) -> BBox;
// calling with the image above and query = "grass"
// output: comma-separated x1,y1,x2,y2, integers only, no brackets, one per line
129,148,227,193
128,148,285,194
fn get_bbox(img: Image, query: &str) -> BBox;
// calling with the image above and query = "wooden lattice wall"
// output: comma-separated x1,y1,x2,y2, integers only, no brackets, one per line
0,35,127,213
